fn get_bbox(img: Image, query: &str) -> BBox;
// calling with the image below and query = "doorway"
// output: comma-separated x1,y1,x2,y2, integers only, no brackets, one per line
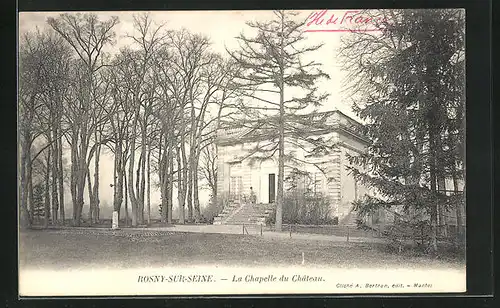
268,173,276,203
230,176,242,202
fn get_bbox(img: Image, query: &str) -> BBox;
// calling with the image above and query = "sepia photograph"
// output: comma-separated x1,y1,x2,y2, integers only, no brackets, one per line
17,9,466,296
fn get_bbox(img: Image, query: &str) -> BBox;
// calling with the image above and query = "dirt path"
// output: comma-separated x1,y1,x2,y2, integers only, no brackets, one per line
45,224,384,243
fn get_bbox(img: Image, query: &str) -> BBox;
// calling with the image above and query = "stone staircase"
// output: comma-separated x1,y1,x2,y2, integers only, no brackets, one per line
213,201,275,225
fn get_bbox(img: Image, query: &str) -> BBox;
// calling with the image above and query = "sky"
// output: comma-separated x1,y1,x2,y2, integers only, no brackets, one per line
19,10,361,219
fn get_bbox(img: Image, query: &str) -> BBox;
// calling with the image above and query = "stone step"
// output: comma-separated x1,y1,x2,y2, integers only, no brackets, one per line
236,207,270,212
232,212,265,217
222,206,239,211
225,215,268,222
225,221,259,225
228,212,265,217
225,222,265,226
225,217,265,223
214,202,275,225
225,215,264,221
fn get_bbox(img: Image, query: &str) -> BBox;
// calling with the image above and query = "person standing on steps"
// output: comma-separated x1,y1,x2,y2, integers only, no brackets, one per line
249,186,257,205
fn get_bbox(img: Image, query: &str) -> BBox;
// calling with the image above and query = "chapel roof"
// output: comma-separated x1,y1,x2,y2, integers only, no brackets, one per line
216,109,369,146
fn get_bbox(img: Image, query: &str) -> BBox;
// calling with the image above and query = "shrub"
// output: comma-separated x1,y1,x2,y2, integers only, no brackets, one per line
369,217,435,253
32,183,46,222
266,191,335,225
202,193,228,224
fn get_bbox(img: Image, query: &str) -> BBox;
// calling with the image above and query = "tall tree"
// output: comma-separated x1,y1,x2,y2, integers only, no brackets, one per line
106,52,134,227
200,142,218,208
87,71,114,225
115,13,165,226
338,9,465,251
151,44,179,225
36,30,73,225
47,13,119,226
19,29,72,228
169,30,211,223
19,31,45,229
227,10,330,231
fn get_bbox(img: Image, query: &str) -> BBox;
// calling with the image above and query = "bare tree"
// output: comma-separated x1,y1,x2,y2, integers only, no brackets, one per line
200,142,218,207
19,31,45,229
19,29,73,228
190,55,241,222
106,57,133,228
227,10,330,231
37,30,73,225
110,13,166,227
87,72,114,224
163,30,212,223
151,44,181,224
20,12,328,232
47,13,119,226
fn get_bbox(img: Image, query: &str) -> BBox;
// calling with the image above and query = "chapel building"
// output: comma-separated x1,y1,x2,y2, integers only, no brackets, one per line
215,110,370,224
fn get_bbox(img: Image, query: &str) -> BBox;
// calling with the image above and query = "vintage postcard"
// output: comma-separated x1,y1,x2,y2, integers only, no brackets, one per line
18,9,466,296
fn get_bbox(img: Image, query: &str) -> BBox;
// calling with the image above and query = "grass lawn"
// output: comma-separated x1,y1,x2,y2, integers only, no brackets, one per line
19,228,464,271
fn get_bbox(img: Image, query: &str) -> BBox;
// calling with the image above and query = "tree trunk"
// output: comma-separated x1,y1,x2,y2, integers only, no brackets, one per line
168,152,174,224
213,145,218,207
437,176,447,237
28,160,34,224
75,68,93,227
44,148,51,229
87,166,93,226
20,97,36,229
92,132,102,224
140,146,146,224
177,146,186,224
186,99,197,223
187,161,194,222
74,139,88,227
193,158,201,222
160,174,167,224
139,118,147,225
447,120,463,240
93,150,101,224
425,48,441,253
275,15,285,232
19,134,32,229
113,139,124,224
51,128,59,225
434,129,447,238
276,114,284,232
57,135,65,225
428,127,439,253
147,142,151,225
128,115,139,227
135,153,144,225
70,133,78,224
453,172,463,237
159,155,166,224
158,132,166,223
161,138,173,224
212,181,218,212
124,167,129,227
